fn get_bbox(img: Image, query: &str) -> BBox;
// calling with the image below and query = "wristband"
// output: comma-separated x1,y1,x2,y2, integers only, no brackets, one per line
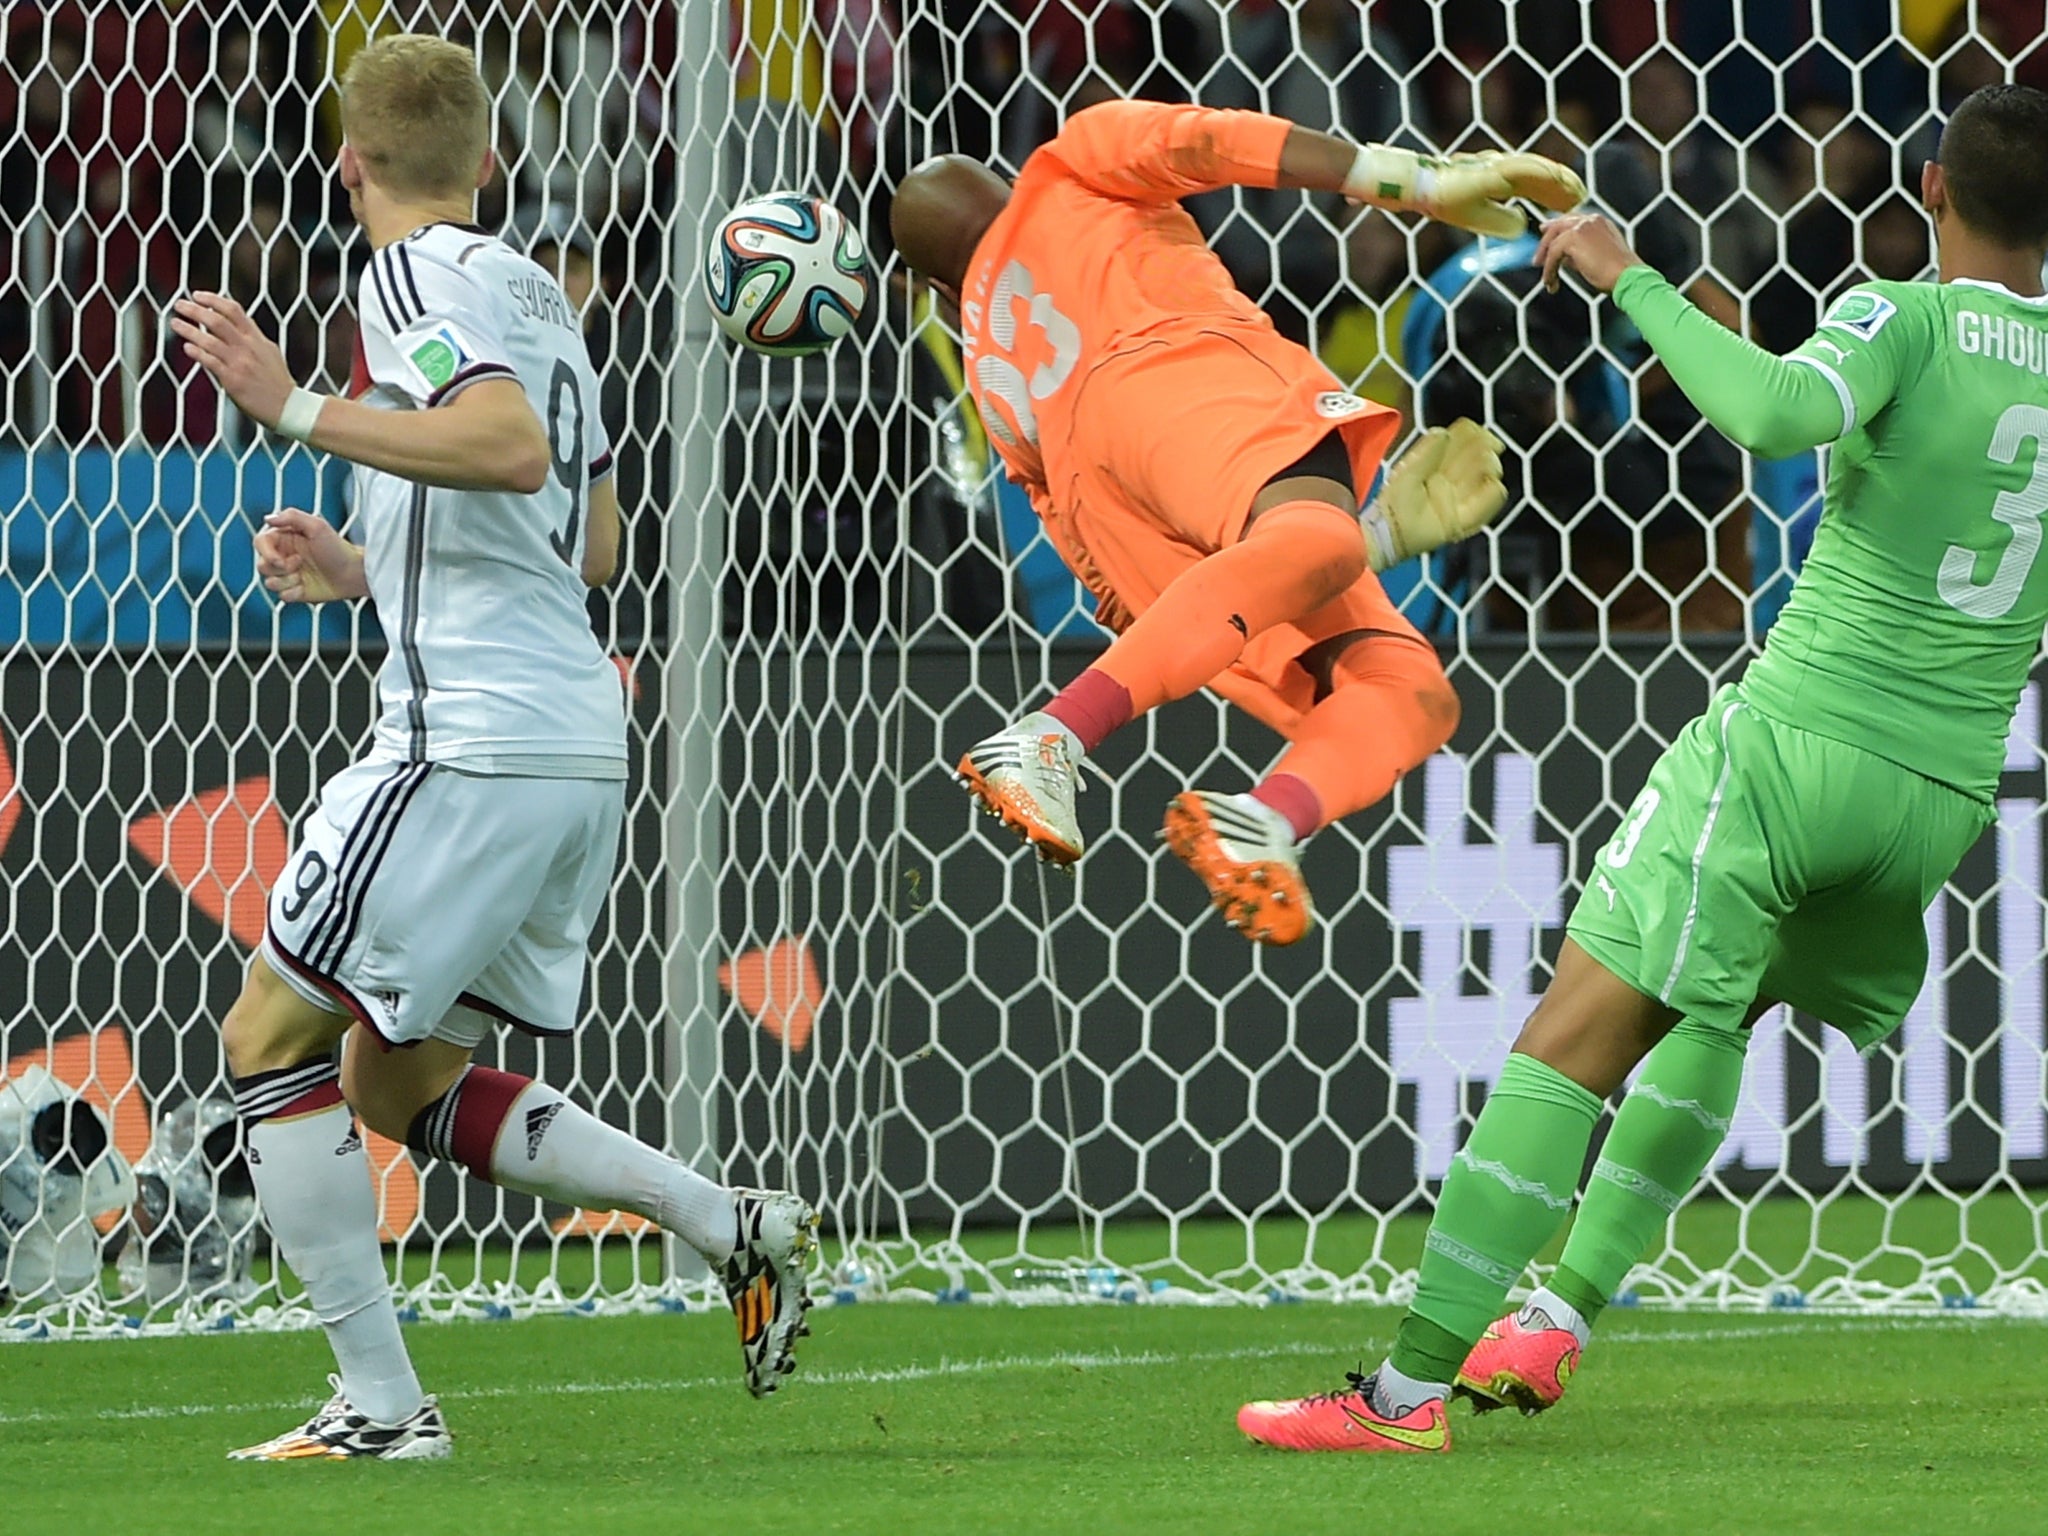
1342,144,1438,208
1359,500,1401,574
275,386,327,443
1342,144,1397,204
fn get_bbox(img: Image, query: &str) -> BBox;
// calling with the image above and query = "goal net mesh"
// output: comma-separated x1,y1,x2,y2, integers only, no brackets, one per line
5,0,2048,1336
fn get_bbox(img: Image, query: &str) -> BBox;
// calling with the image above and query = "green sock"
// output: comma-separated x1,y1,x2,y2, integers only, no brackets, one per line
1388,1052,1604,1384
1551,1019,1745,1326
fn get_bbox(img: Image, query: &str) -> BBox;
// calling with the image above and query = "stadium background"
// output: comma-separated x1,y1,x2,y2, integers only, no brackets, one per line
6,0,2048,1324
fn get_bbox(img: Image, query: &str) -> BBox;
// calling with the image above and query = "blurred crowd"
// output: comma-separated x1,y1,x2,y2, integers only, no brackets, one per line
1,0,2044,637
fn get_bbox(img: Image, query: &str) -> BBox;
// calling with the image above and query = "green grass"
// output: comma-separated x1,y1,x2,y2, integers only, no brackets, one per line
13,1195,2046,1533
5,1300,2045,1535
360,1189,2048,1307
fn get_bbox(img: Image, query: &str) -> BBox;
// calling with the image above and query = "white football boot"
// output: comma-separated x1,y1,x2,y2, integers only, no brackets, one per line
1162,790,1314,945
228,1375,452,1461
955,711,1086,866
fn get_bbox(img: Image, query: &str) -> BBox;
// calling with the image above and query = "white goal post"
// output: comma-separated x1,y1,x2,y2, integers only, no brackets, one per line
3,1,2047,1335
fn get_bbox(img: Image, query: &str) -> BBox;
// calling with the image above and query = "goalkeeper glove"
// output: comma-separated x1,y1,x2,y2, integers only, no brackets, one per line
1360,418,1507,573
1342,145,1587,239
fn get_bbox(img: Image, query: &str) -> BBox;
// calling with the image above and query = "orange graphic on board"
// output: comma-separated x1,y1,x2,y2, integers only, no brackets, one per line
0,730,18,858
126,776,289,950
718,936,822,1052
550,1207,655,1237
361,1129,419,1241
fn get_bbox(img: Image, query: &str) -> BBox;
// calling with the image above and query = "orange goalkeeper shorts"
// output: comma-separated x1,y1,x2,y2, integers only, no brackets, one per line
1049,323,1421,736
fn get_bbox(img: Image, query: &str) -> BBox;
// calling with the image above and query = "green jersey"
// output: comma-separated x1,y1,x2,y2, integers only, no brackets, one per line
1614,268,2048,801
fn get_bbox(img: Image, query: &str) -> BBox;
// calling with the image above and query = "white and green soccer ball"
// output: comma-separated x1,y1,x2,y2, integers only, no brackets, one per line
704,193,873,357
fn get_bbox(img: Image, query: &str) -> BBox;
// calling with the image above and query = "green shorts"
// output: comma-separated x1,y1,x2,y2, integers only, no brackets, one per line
1567,685,1992,1052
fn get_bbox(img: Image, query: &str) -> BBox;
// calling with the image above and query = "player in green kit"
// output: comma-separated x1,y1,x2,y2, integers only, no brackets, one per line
1236,83,2048,1453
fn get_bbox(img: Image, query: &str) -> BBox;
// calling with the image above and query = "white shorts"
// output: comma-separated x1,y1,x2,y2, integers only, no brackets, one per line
262,760,624,1048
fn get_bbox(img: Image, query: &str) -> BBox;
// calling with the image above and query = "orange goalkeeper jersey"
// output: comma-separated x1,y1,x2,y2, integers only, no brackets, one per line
958,102,1399,602
959,100,1294,489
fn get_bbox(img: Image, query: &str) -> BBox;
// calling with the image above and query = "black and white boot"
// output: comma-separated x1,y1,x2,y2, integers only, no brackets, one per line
228,1375,452,1461
720,1188,821,1397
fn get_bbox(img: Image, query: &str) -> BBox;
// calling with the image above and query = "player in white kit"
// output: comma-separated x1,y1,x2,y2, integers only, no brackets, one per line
169,35,816,1461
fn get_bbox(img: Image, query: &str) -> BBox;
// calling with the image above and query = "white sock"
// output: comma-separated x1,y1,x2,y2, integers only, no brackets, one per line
1369,1358,1450,1418
1021,709,1087,763
1522,1285,1593,1349
412,1066,739,1263
236,1061,424,1425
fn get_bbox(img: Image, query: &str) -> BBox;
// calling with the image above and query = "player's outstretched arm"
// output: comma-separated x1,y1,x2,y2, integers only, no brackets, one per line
170,292,550,493
1320,140,1587,240
1536,213,1865,459
1051,101,1583,236
254,509,368,603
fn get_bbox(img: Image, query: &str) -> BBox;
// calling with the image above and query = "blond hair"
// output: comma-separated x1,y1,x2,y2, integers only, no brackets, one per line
340,34,491,200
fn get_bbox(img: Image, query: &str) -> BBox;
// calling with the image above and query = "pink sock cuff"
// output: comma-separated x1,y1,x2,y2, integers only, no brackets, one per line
1250,773,1323,842
1041,668,1134,756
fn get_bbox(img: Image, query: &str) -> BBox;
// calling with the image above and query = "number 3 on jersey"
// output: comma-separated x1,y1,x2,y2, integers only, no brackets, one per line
1604,787,1661,869
1938,402,2048,619
972,261,1080,450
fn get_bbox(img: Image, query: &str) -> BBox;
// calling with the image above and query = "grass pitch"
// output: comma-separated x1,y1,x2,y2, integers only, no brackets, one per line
5,1300,2044,1536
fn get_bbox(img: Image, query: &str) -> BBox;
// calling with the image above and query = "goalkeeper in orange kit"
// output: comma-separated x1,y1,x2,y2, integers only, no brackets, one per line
892,101,1583,943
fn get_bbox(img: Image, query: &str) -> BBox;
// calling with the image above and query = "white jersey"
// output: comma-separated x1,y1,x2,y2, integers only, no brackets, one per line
350,221,626,777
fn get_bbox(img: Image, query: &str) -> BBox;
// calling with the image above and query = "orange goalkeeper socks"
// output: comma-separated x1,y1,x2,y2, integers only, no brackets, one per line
1042,501,1367,754
1256,637,1459,835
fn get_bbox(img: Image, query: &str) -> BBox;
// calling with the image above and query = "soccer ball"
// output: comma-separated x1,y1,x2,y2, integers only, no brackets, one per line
704,193,872,357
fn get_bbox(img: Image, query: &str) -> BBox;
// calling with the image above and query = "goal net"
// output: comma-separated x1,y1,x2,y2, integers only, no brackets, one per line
5,1,2048,1336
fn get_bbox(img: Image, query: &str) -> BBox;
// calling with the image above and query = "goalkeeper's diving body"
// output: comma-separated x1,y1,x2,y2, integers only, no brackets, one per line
891,101,1584,944
1240,83,2048,1452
